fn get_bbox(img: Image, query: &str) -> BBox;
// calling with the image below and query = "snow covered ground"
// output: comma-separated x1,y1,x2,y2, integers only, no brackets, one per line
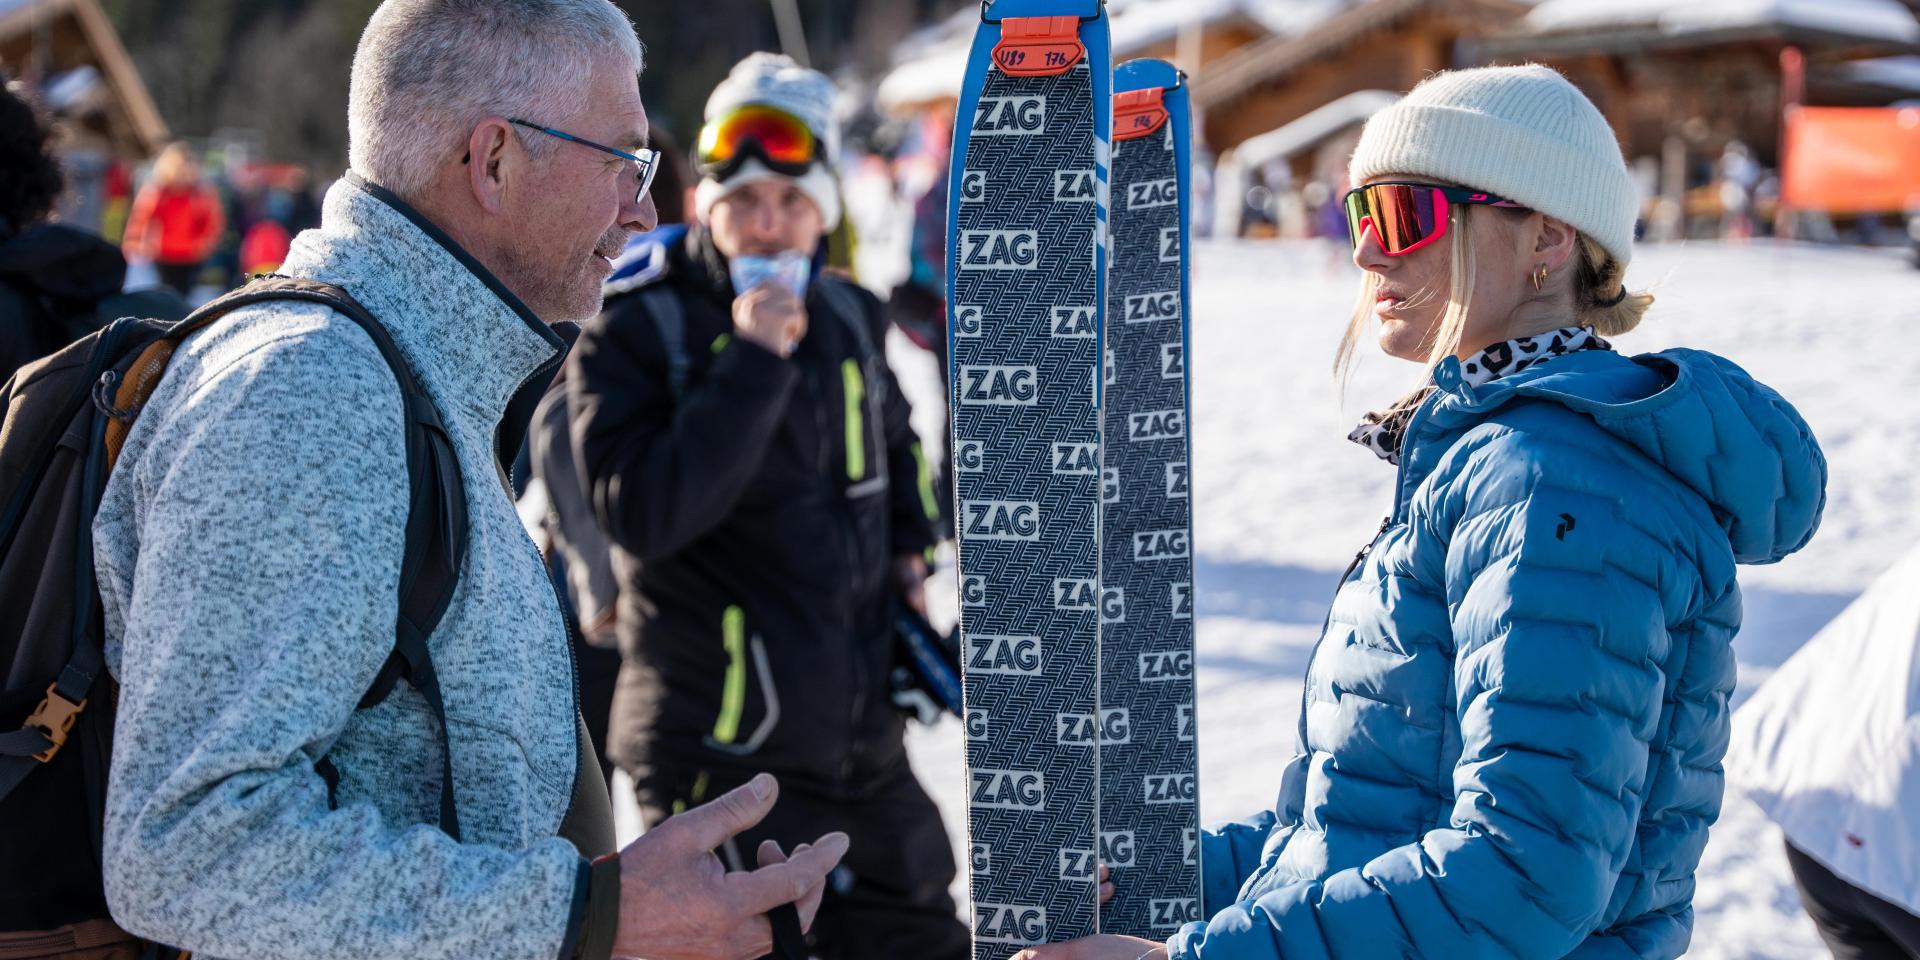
889,238,1920,957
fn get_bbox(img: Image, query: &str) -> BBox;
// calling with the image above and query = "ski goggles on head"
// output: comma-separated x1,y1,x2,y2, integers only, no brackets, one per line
695,104,824,179
1342,182,1530,257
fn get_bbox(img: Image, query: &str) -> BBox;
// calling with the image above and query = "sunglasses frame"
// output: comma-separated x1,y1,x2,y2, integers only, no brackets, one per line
1344,181,1531,257
695,105,823,180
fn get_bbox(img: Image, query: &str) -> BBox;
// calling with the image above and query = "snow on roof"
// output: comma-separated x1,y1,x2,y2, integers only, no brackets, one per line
1108,0,1345,54
1526,0,1920,44
1227,89,1400,167
877,44,972,109
1835,55,1920,92
891,4,979,63
1237,0,1356,37
1109,0,1242,53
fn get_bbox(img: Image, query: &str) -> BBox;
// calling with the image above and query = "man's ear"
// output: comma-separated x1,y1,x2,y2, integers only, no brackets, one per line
465,119,515,214
1535,214,1580,274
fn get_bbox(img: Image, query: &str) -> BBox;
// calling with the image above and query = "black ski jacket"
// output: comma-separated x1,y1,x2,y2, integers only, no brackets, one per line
567,226,942,793
0,224,171,385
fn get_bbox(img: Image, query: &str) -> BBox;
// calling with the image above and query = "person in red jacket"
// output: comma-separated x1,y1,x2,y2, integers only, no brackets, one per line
122,142,224,297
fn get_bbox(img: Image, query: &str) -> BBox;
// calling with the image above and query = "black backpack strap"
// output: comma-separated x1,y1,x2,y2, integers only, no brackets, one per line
637,285,691,401
167,276,468,839
0,643,97,800
242,277,467,840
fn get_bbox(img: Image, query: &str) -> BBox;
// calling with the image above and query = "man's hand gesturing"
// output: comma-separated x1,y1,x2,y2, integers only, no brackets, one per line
610,773,848,959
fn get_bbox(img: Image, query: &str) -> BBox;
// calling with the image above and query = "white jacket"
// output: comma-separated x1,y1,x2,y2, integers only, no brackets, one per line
1727,542,1920,915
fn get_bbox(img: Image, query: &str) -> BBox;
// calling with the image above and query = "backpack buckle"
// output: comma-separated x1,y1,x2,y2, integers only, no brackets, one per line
23,684,87,763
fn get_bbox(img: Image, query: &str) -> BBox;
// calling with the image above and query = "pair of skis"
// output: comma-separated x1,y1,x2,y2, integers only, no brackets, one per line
946,1,1197,954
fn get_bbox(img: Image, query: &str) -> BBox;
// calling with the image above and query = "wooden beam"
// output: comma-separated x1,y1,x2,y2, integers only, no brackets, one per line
69,0,167,155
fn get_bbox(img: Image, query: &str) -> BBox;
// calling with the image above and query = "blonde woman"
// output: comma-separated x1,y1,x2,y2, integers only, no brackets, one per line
123,141,224,297
1021,65,1827,960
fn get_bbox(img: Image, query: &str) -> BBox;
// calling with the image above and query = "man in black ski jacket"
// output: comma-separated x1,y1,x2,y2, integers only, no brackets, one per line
0,82,185,385
567,54,963,959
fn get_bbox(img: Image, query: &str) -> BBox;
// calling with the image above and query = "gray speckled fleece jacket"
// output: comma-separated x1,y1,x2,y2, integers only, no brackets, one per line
93,175,597,959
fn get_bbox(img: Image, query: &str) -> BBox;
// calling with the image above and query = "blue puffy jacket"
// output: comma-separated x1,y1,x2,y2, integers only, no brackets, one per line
1174,348,1826,959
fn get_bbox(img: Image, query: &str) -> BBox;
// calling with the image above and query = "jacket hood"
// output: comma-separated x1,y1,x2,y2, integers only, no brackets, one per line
1427,347,1827,565
0,223,127,304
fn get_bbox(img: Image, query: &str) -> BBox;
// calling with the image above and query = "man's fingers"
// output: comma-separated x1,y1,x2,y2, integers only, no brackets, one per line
728,831,849,914
757,839,787,868
728,861,826,916
661,773,777,853
794,858,829,932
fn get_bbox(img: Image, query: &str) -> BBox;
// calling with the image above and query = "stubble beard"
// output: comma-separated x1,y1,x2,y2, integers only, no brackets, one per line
500,227,627,324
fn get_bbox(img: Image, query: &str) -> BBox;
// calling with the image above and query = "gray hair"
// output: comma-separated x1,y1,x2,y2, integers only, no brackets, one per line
348,0,644,199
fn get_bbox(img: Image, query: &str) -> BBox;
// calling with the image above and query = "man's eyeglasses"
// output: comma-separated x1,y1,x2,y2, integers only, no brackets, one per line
506,117,659,204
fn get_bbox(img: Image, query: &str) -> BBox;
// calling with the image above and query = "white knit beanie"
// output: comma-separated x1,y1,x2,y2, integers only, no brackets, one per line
694,53,842,232
1349,64,1637,266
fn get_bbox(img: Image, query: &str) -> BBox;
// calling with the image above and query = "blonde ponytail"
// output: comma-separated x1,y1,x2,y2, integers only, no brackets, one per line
1574,234,1652,336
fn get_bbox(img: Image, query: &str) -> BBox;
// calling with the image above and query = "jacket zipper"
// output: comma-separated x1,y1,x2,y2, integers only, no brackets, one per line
802,330,868,787
499,339,578,829
1292,390,1439,753
498,348,564,495
535,533,588,833
1342,515,1393,585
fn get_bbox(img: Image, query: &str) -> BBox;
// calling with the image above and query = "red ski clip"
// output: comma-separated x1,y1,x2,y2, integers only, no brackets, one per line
1115,87,1169,141
992,16,1085,77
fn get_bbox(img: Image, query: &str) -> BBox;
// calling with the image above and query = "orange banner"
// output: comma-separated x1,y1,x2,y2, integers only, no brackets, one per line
1782,106,1920,214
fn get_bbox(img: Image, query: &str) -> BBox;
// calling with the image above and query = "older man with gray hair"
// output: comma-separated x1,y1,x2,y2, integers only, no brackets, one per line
91,2,845,959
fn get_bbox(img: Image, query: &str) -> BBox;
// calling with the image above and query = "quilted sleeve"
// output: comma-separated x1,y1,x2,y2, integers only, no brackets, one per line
1168,427,1674,960
1197,810,1280,918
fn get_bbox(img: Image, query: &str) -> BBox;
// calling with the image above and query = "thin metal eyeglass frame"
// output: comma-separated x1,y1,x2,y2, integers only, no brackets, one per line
507,117,659,203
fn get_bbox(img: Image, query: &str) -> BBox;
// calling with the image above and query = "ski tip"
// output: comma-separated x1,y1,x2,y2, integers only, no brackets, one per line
979,0,1106,25
1115,57,1183,94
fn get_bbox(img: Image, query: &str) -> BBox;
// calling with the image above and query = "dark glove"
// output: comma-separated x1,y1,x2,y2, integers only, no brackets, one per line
888,602,962,724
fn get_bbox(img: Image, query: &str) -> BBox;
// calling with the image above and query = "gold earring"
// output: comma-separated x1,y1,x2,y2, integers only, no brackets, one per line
1531,264,1549,291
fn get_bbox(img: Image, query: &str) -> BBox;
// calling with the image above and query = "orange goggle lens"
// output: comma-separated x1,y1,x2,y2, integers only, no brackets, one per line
696,105,819,173
1344,184,1448,256
1343,183,1527,256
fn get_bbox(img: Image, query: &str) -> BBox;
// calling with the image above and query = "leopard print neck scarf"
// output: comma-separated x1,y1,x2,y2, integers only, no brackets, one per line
1349,326,1613,464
